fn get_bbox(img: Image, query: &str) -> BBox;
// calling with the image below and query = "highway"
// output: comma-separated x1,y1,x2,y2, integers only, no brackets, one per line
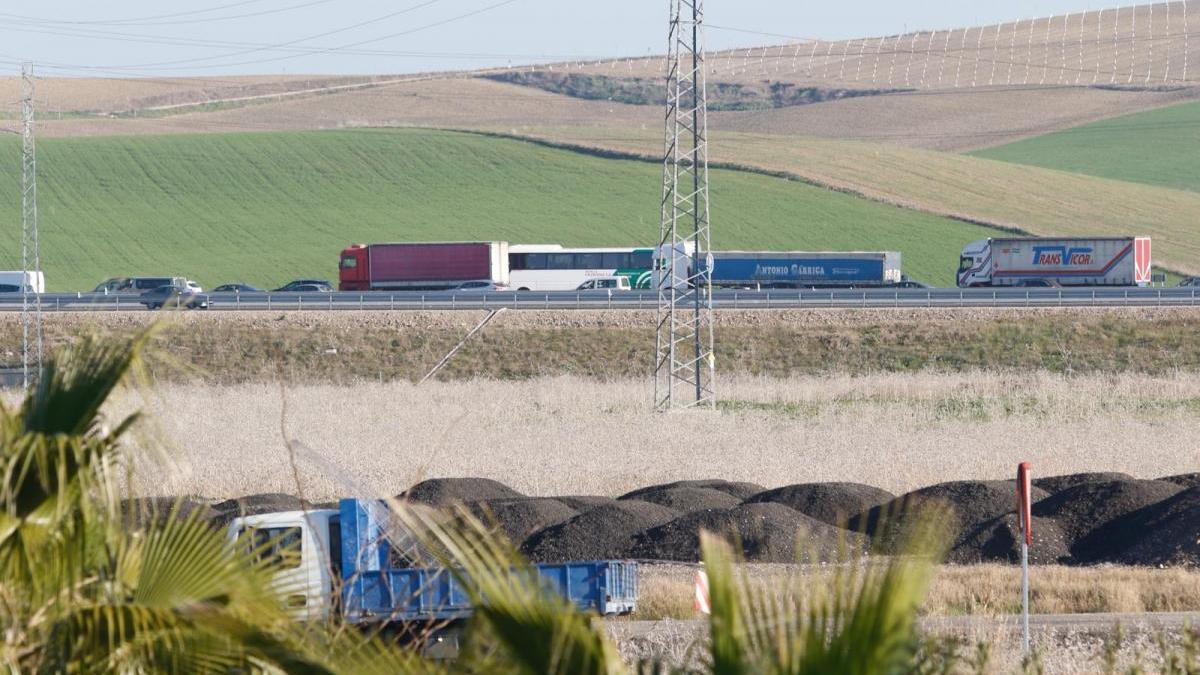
0,287,1196,312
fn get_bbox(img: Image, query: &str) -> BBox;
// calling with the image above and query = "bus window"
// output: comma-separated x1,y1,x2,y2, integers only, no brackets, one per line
576,253,603,269
525,254,547,270
547,253,574,269
632,251,653,268
602,253,629,269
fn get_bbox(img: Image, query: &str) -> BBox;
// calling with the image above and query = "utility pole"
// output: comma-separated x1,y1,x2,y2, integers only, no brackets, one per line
21,63,42,389
655,0,715,411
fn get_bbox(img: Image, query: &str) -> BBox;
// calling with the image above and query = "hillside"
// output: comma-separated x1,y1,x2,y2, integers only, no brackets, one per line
0,128,998,290
973,99,1200,190
503,125,1200,275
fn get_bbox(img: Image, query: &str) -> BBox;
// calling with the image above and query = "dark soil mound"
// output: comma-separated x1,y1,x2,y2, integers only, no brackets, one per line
747,483,894,528
951,514,1070,564
631,503,865,563
121,497,217,528
1158,474,1200,490
620,480,765,502
211,494,330,525
470,498,579,545
555,496,619,512
1081,487,1200,566
849,480,1049,550
1033,472,1134,495
1034,480,1184,560
521,501,679,562
619,486,741,513
401,478,524,507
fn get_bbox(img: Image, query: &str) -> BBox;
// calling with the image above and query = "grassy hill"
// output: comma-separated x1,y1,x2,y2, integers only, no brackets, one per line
0,128,998,291
506,125,1200,274
972,101,1200,192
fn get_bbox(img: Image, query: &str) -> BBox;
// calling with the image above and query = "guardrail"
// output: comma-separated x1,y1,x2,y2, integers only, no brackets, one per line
0,288,1195,312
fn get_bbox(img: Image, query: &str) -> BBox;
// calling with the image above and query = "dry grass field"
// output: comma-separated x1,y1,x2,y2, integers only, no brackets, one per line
635,563,1200,620
25,77,657,139
4,307,1198,383
0,74,394,117
574,2,1200,91
116,371,1200,500
502,124,1200,273
4,2,1196,154
709,86,1198,151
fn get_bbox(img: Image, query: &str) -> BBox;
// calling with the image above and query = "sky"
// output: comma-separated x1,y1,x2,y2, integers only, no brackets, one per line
0,0,1140,76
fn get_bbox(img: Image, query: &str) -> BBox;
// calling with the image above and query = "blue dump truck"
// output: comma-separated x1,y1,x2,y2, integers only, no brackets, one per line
703,250,903,289
225,499,637,633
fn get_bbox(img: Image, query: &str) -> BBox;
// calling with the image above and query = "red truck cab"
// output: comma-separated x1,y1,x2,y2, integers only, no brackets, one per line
339,245,370,291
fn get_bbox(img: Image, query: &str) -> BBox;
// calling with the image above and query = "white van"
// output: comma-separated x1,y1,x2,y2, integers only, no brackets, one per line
576,276,632,291
0,271,45,294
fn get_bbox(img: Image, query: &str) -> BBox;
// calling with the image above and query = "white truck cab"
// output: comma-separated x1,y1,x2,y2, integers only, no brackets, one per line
956,240,992,287
226,509,340,621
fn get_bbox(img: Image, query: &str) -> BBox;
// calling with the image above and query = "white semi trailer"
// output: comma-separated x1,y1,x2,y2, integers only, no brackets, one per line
957,237,1151,288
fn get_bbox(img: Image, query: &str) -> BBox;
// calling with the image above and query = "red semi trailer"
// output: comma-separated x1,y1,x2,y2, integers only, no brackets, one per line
339,242,510,291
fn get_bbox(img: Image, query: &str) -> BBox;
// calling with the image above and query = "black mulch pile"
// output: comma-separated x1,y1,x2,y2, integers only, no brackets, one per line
521,501,679,562
746,482,895,528
631,503,866,563
620,480,765,502
470,498,579,545
400,478,524,507
619,486,742,512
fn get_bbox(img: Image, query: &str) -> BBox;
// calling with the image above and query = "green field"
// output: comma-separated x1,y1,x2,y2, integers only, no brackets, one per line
0,128,1002,290
973,101,1200,192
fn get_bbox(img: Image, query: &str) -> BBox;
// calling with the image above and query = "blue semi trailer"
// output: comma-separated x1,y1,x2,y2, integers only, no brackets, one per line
704,251,902,288
225,499,638,628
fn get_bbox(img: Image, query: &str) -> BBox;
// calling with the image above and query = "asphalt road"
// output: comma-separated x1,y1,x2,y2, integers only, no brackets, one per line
0,287,1197,312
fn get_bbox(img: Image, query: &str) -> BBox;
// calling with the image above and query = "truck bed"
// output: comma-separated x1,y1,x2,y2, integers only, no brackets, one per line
338,500,637,623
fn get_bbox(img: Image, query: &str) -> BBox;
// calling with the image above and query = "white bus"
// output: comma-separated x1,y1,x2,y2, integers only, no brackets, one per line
508,245,654,291
0,271,44,294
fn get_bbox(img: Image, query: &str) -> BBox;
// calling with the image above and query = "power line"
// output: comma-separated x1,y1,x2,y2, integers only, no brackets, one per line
4,0,340,27
0,0,452,71
0,0,283,26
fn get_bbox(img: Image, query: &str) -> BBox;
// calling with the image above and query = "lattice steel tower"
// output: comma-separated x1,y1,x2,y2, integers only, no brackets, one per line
20,63,42,389
655,0,715,411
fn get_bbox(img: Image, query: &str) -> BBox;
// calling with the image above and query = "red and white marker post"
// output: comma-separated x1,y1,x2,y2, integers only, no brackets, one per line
694,568,711,615
1017,461,1033,654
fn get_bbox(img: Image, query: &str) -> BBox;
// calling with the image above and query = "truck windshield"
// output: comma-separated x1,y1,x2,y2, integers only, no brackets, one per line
243,526,303,569
958,256,974,274
340,257,357,269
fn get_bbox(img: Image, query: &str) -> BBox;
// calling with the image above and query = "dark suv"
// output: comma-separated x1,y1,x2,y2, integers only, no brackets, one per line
274,280,333,292
139,284,209,310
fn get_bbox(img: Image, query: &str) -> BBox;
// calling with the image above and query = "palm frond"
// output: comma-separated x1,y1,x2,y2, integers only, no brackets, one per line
700,504,950,675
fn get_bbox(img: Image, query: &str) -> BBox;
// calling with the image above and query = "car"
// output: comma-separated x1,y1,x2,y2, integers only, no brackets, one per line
212,283,263,293
95,276,186,294
893,278,931,289
1012,279,1062,288
1178,277,1199,288
274,280,333,292
286,284,333,293
186,280,203,294
139,284,209,310
450,280,505,292
576,276,631,291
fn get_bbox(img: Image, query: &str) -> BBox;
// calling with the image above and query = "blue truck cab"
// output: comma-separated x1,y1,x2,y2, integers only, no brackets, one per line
225,498,638,624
